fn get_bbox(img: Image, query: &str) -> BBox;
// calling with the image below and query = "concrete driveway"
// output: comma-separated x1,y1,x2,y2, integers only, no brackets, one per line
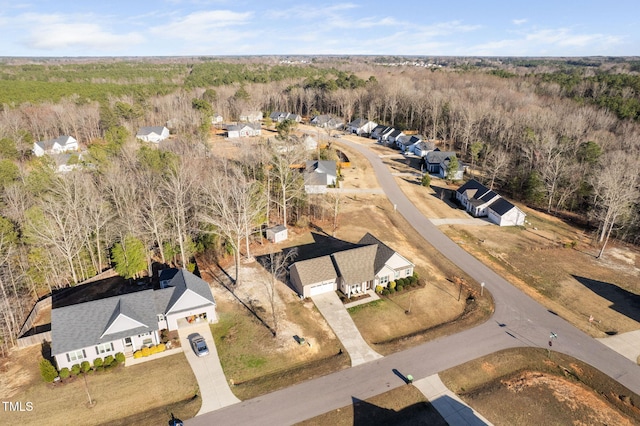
311,291,382,366
178,322,240,415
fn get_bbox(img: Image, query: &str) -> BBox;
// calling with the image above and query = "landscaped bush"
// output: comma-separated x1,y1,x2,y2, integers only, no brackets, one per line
388,286,396,293
382,289,390,296
71,364,81,376
397,285,404,292
408,275,417,285
103,355,114,366
39,359,58,383
115,352,126,364
81,361,91,373
141,347,151,357
93,358,103,368
389,281,396,290
133,350,143,359
421,174,431,187
375,285,383,294
156,343,166,353
59,367,70,380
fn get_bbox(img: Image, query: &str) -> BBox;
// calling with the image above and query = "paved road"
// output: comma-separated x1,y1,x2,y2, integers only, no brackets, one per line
189,137,640,425
311,292,382,366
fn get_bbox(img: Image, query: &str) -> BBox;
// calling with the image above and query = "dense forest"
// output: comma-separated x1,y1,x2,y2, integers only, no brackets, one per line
0,56,638,355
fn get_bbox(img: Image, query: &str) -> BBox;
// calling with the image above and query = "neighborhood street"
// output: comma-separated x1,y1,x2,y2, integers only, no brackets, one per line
188,137,640,425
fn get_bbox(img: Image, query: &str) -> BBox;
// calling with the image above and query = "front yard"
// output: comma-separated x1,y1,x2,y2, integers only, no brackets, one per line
2,345,199,426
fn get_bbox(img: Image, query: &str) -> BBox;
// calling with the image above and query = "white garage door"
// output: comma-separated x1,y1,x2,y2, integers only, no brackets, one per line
309,282,335,296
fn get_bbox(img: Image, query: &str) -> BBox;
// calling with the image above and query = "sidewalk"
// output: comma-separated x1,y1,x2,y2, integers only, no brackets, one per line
413,374,493,426
177,322,240,415
311,291,382,366
597,329,640,363
343,290,380,309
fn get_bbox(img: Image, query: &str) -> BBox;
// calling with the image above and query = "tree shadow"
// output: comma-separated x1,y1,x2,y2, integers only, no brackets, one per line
572,275,640,324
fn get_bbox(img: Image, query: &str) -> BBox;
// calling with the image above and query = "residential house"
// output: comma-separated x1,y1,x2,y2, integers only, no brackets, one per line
226,123,262,138
388,129,406,146
270,111,302,123
487,198,526,226
424,149,456,173
266,225,288,243
372,126,395,143
310,114,344,129
33,135,78,157
288,233,414,298
211,113,224,124
347,118,377,136
51,269,217,370
358,233,414,289
456,180,501,217
53,153,83,173
136,126,170,143
303,160,337,194
239,110,263,122
412,140,436,157
396,134,422,152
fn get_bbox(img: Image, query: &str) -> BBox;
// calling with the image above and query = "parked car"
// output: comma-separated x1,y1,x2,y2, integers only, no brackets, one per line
190,334,209,357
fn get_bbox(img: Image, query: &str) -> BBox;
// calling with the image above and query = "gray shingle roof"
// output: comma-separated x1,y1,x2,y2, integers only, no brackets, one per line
137,126,166,136
426,150,456,165
52,269,214,356
489,198,517,215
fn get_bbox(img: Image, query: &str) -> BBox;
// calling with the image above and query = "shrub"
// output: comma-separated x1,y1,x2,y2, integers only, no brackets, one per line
93,358,103,368
39,359,58,383
388,286,396,293
115,352,126,364
141,347,151,357
103,355,114,366
375,285,383,294
421,174,431,187
59,367,70,379
156,343,166,353
409,275,417,284
381,289,390,296
389,281,396,290
397,285,404,292
133,350,143,359
81,361,91,373
71,364,81,376
413,271,419,280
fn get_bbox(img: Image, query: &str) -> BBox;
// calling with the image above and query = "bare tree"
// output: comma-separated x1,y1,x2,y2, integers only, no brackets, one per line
590,150,640,258
258,248,297,336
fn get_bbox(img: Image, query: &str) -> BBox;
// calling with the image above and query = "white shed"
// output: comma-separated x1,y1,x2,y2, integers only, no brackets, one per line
266,225,288,243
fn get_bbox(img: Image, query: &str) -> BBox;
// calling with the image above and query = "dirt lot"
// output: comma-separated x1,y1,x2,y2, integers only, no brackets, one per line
440,348,640,425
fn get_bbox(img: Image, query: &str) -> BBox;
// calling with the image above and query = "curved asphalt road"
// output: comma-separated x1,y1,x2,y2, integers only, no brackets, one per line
189,138,640,426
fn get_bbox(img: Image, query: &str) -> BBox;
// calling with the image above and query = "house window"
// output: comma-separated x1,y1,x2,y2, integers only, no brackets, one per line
96,342,114,355
157,314,165,322
66,349,86,362
405,268,412,277
394,271,400,279
142,338,153,347
379,276,389,285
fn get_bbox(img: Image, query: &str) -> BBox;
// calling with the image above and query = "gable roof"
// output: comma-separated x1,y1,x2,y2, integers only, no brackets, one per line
331,245,377,284
426,150,456,165
35,135,77,151
51,269,214,356
306,160,336,176
291,256,338,285
137,126,167,136
357,233,396,274
456,179,489,195
348,117,371,128
489,198,518,216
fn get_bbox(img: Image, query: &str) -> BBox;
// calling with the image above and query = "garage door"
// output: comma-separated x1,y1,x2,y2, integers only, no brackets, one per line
309,282,335,296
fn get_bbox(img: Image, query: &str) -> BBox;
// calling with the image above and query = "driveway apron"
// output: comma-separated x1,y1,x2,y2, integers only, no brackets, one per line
311,291,382,366
178,322,240,415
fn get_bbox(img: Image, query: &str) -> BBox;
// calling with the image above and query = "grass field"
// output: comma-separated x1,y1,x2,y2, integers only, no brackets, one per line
2,346,199,426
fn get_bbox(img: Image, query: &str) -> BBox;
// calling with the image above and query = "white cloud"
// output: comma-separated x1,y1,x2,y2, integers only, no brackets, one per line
150,10,254,41
512,18,527,25
18,13,144,52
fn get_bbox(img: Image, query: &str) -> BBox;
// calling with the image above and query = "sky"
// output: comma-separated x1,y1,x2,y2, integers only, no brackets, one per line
0,0,638,57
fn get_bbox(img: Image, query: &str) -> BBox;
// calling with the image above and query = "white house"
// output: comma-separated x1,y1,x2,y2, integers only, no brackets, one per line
51,269,216,370
266,225,288,243
211,113,224,124
136,126,170,143
33,135,78,157
303,160,337,194
358,233,414,288
239,110,263,122
270,111,302,123
456,180,500,217
310,114,344,129
227,123,262,138
487,198,526,226
347,118,377,136
413,140,436,157
438,157,464,181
